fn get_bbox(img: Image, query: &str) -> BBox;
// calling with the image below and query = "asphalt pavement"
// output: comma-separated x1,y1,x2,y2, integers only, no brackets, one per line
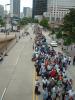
0,26,35,100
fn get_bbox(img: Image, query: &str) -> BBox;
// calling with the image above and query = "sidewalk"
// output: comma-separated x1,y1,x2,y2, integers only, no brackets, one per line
67,65,75,90
63,45,75,58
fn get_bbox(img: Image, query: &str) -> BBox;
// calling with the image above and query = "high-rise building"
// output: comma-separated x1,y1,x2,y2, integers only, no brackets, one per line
48,0,75,8
32,0,47,18
47,0,75,22
0,5,4,18
23,7,32,17
10,0,20,18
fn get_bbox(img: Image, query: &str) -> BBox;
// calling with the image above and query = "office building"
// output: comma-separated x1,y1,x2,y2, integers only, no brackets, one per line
0,5,4,17
10,0,20,18
32,0,47,18
47,0,75,22
23,7,32,17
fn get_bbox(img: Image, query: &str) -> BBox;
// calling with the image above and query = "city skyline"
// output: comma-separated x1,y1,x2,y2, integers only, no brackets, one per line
0,0,32,12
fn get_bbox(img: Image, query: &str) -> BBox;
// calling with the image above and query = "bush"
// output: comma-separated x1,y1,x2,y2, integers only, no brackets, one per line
63,37,72,46
56,31,62,39
40,18,49,29
51,29,55,35
33,19,39,23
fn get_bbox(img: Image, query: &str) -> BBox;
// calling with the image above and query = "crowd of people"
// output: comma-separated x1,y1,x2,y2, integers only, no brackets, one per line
32,28,75,100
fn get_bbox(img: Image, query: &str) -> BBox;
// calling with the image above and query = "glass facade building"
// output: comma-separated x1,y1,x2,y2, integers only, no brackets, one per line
0,5,4,18
32,0,47,18
23,7,32,17
10,0,20,18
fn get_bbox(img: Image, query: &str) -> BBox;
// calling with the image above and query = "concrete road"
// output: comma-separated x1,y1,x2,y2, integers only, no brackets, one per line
0,26,35,100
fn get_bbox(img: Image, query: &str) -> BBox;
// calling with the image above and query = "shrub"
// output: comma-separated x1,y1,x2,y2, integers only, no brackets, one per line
56,31,62,39
63,37,71,46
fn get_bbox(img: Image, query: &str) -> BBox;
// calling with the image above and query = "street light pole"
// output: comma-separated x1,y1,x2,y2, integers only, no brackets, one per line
5,4,11,56
5,4,11,33
61,31,64,51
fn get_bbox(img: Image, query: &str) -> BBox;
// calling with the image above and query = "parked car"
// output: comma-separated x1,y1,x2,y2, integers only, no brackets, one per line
50,41,58,47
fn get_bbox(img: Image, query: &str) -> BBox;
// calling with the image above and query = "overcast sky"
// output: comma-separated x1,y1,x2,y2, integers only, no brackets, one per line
0,0,32,12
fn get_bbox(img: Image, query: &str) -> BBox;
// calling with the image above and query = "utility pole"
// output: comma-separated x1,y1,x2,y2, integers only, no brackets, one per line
5,4,11,56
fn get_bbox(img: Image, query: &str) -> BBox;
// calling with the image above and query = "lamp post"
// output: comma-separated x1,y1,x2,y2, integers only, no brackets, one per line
5,4,11,56
5,4,11,33
61,31,64,51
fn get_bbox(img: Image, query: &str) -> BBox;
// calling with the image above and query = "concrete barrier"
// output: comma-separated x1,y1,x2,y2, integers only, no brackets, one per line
0,35,16,43
0,39,16,56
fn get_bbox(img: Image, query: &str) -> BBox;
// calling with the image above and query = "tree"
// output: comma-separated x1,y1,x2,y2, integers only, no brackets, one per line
63,8,75,35
63,9,75,45
63,37,72,46
40,18,49,29
33,19,39,23
56,31,62,39
0,16,5,27
20,17,39,27
20,17,28,26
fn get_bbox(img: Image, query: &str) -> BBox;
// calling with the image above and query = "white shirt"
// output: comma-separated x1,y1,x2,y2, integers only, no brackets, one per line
68,90,73,97
69,57,71,61
42,79,47,84
35,80,40,87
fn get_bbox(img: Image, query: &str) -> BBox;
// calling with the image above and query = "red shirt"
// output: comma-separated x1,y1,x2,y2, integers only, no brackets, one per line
49,69,56,78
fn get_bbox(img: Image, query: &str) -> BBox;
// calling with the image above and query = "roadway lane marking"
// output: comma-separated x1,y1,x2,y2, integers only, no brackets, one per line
0,40,29,100
15,55,20,65
32,67,39,100
15,44,25,66
0,88,6,100
36,95,38,100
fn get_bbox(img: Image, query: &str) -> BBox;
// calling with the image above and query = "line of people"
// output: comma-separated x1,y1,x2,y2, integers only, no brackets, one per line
32,28,75,100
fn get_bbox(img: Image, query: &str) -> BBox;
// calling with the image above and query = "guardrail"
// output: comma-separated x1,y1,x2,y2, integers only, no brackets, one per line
0,35,16,43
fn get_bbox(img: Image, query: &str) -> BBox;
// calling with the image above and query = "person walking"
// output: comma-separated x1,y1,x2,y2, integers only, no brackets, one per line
68,56,71,65
47,92,52,100
73,56,75,65
42,88,48,100
42,77,48,89
33,43,34,50
43,88,48,100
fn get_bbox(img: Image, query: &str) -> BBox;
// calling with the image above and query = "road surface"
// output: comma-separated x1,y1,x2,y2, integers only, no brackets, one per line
0,26,35,100
0,25,75,100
